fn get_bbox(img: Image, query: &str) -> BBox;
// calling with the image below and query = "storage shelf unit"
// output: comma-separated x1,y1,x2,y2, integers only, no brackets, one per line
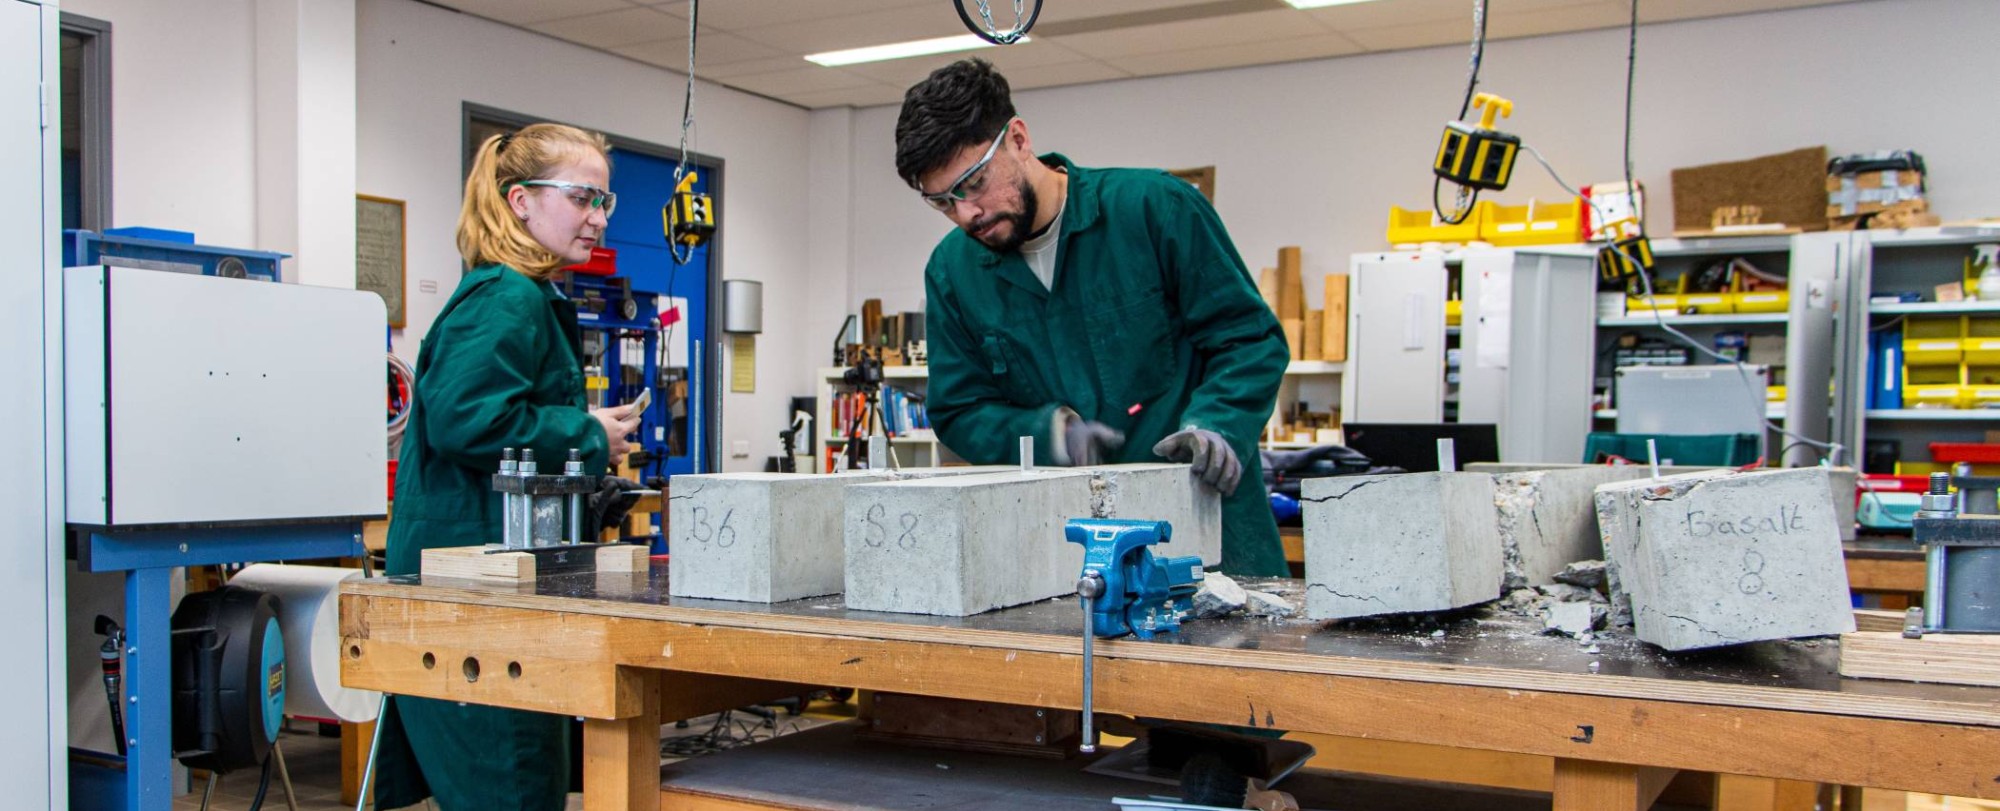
1835,226,2000,474
1597,313,1790,327
816,366,956,470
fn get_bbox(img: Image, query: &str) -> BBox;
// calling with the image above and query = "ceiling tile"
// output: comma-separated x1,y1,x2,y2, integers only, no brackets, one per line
778,83,909,110
1306,0,1596,33
693,56,817,79
720,67,881,98
537,6,688,49
1106,32,1365,77
835,40,1091,87
1048,9,1327,61
433,0,636,27
732,6,972,55
1002,61,1134,91
1640,0,1845,23
1485,2,1630,39
611,31,788,69
647,0,934,32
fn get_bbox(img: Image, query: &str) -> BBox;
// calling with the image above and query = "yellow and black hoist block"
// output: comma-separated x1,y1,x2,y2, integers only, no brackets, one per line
1596,218,1656,289
663,170,715,255
1434,93,1519,192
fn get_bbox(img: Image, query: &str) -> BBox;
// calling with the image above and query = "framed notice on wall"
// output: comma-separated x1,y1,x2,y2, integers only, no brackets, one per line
356,194,407,328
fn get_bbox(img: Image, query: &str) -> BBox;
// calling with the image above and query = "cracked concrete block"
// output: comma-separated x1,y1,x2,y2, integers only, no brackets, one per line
1493,467,1650,591
1301,473,1503,619
668,471,890,603
843,470,1095,616
1083,463,1222,567
1594,468,1855,651
1828,466,1858,541
886,465,1020,480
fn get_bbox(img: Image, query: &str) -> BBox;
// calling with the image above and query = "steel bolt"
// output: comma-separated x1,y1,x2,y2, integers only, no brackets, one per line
178,543,189,553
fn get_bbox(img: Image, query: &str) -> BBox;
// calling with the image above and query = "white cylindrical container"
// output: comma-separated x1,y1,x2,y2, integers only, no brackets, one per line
230,564,381,722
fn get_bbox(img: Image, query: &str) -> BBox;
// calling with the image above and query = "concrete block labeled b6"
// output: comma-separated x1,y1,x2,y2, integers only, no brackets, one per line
1302,472,1502,619
1084,463,1221,566
1594,468,1854,651
668,471,887,603
844,470,1094,616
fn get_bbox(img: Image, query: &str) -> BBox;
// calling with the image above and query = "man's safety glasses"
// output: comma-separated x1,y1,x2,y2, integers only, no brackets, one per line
918,119,1016,212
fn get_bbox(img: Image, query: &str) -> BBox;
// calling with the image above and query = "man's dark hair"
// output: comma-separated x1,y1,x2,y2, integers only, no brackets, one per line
894,58,1016,189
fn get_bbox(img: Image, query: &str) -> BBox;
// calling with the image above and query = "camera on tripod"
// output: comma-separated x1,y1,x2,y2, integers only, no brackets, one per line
842,354,884,393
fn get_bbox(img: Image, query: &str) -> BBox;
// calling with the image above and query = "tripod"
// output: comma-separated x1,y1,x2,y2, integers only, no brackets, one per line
839,356,898,471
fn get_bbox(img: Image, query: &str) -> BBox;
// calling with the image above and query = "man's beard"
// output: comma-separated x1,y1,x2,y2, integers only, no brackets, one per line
968,177,1038,253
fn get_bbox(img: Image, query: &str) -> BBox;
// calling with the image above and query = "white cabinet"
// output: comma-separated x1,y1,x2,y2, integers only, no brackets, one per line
1342,252,1449,423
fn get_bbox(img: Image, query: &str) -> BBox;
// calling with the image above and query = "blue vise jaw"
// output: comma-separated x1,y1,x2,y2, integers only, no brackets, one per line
1065,518,1205,641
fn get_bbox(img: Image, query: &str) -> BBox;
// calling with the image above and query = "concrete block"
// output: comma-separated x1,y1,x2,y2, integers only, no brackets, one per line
1084,463,1222,567
1829,466,1858,541
1191,571,1246,619
668,471,889,603
843,470,1095,616
1594,468,1855,651
1493,466,1649,591
1302,473,1503,620
887,465,1019,480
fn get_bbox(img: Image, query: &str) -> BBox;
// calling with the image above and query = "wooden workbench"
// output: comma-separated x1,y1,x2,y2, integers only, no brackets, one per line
340,567,2000,811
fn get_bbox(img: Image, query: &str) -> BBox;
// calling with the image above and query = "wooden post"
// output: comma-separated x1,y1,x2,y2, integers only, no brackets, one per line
1715,774,1823,811
1552,759,1676,811
339,719,375,806
583,669,662,811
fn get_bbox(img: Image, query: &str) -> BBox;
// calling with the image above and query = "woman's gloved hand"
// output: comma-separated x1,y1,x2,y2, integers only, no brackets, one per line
1152,428,1242,496
588,476,647,533
1062,416,1125,467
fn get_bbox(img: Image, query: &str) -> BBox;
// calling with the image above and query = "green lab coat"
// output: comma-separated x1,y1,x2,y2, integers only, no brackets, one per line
378,264,609,811
924,154,1290,577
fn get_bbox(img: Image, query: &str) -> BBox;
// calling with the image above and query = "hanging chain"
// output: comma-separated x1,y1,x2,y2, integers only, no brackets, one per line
961,0,1039,45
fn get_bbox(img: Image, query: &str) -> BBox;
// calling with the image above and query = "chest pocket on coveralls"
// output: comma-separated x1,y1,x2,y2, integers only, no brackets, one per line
981,333,1047,407
1086,290,1174,411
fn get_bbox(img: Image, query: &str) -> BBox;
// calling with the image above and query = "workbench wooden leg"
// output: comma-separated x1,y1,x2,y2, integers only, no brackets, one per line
340,719,375,806
1715,774,1823,811
584,670,662,811
1551,759,1677,811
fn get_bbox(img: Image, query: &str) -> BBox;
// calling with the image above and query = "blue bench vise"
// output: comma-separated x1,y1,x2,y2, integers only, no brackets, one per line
1066,518,1204,752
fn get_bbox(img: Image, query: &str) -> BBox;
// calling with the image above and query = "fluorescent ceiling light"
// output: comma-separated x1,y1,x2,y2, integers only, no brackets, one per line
1283,0,1385,8
805,34,1020,67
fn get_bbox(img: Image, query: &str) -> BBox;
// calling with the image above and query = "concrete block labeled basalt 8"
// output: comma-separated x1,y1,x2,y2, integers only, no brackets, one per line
668,471,890,603
1084,463,1221,566
1493,466,1650,590
1302,473,1503,619
844,470,1095,616
1594,468,1854,651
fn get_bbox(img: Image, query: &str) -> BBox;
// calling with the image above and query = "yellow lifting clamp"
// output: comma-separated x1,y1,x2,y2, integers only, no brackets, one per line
663,170,715,259
1434,92,1520,192
1596,217,1656,290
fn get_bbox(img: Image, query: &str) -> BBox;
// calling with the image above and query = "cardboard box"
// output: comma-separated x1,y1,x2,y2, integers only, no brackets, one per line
1322,274,1349,362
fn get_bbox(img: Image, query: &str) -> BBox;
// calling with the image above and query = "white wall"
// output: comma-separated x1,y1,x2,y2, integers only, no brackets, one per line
357,0,815,472
65,0,259,247
837,0,2000,318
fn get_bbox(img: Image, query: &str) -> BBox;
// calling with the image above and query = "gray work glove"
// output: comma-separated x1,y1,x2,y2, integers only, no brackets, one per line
589,476,647,532
1153,428,1242,496
1060,412,1125,467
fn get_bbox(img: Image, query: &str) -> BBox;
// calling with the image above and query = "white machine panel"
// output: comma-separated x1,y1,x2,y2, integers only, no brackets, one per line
65,265,386,526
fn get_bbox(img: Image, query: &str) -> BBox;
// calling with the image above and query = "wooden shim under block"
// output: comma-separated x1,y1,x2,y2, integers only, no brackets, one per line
421,546,534,580
597,544,649,573
1840,631,2000,688
1853,609,1904,634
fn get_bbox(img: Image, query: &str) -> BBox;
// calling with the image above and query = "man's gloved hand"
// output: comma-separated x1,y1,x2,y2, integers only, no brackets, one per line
1152,429,1242,496
1062,416,1125,467
588,476,647,533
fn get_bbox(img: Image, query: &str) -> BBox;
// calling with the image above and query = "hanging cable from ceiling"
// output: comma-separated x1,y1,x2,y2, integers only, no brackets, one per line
663,0,715,267
956,0,1041,45
1431,0,1519,226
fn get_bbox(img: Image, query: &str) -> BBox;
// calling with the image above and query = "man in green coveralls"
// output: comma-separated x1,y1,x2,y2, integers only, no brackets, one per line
896,59,1289,576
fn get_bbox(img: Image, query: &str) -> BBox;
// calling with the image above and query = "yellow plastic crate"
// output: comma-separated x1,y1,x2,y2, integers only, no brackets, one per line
1965,386,2000,409
1731,291,1789,313
1896,461,1949,477
1624,294,1681,316
1903,338,1963,366
1478,199,1583,246
1905,384,1965,409
1767,385,1787,402
1445,299,1462,326
1386,204,1482,245
1681,293,1730,314
1964,338,2000,365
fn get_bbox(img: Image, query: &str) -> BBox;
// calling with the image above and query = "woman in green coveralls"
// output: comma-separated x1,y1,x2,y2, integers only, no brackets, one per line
376,123,642,810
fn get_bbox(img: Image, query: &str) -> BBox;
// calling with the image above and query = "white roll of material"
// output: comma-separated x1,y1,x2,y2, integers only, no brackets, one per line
231,563,381,722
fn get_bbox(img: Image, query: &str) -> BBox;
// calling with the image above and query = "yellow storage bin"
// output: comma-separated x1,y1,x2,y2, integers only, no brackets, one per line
1445,299,1462,326
1731,291,1789,313
1681,293,1730,314
1478,199,1583,246
1766,385,1787,402
1896,461,1949,477
1624,294,1680,316
1904,338,1964,366
1964,386,2000,409
1964,338,2000,365
1386,204,1482,245
1905,385,1964,409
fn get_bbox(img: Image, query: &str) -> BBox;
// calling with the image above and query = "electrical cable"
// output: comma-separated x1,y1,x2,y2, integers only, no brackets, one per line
1433,0,1489,226
669,0,701,267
